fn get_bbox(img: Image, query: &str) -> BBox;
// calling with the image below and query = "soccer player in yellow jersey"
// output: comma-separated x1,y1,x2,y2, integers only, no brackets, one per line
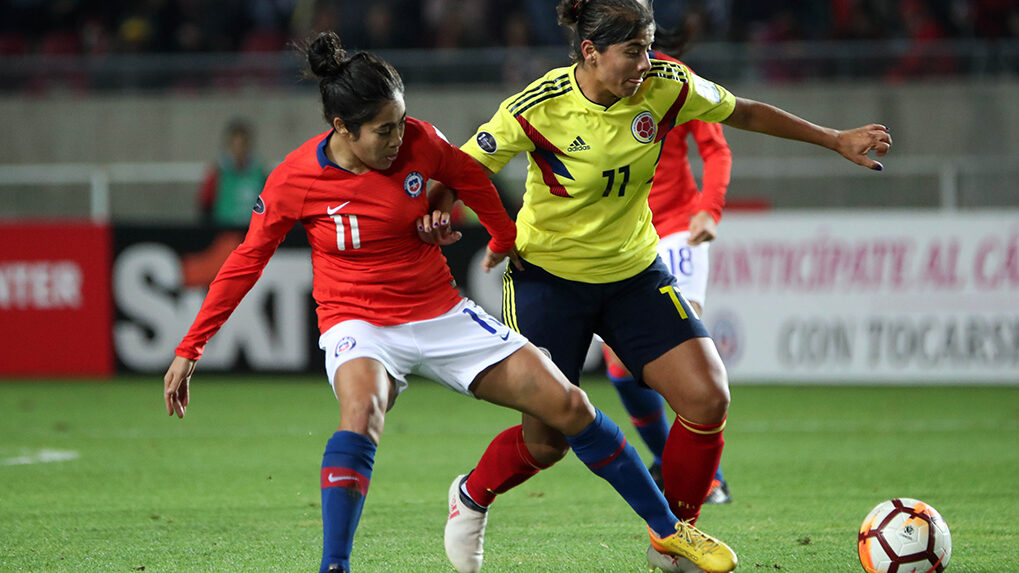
427,1,891,572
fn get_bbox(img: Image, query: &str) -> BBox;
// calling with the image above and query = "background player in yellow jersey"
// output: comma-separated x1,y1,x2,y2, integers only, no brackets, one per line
427,1,891,571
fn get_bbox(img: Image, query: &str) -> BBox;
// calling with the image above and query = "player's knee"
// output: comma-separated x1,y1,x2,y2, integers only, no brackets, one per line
527,439,570,466
669,367,729,424
549,385,597,434
562,384,595,420
693,377,730,423
340,394,388,437
700,355,730,416
706,385,730,420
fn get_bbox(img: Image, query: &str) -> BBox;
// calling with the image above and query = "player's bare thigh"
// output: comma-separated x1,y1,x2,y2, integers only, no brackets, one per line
333,357,397,445
642,337,729,426
470,343,592,449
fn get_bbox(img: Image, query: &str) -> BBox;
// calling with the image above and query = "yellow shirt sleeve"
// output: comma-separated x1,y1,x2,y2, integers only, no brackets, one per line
461,101,534,174
675,66,736,125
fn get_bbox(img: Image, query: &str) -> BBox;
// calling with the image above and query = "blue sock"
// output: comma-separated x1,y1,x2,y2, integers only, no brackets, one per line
320,431,376,573
609,373,670,465
715,466,726,483
566,409,678,537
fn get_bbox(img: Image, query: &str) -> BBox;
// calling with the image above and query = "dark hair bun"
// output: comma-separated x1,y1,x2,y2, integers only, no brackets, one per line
307,31,348,78
557,0,586,26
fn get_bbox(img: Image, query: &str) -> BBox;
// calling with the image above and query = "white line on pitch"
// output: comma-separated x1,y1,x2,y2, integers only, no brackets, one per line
1,449,80,466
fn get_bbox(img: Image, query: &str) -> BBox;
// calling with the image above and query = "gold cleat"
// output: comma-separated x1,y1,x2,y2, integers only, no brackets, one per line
648,520,738,572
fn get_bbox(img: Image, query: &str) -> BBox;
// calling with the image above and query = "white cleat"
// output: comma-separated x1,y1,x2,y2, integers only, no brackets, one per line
444,474,488,573
646,545,706,572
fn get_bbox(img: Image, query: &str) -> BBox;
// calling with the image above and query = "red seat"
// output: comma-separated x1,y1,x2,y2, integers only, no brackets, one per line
241,29,286,53
0,32,27,56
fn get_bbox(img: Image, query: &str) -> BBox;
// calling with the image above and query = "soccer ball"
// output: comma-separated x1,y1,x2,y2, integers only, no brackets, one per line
858,498,952,573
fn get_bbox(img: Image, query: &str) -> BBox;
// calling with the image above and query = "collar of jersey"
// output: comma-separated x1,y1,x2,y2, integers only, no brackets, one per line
317,131,354,173
569,64,621,112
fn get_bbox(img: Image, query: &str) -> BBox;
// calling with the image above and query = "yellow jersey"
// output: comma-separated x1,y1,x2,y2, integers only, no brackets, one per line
462,60,736,283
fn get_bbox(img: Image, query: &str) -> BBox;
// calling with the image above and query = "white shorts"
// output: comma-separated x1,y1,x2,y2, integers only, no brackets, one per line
658,230,710,307
318,298,528,398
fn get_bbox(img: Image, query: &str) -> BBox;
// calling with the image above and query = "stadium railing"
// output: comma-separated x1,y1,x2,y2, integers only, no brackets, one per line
0,40,1015,92
2,155,1017,224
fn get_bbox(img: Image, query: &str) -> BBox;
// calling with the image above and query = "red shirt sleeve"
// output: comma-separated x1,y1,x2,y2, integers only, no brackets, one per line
176,172,302,359
427,124,516,253
688,120,732,223
199,166,218,212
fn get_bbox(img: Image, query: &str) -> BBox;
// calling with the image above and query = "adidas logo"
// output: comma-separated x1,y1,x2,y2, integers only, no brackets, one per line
566,136,590,152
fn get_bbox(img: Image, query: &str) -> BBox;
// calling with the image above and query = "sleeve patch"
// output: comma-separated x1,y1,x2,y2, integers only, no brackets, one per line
693,76,722,104
476,131,498,154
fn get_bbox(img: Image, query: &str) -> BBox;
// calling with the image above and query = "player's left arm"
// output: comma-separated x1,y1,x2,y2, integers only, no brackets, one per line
418,181,462,246
419,128,521,272
722,97,892,170
687,120,732,246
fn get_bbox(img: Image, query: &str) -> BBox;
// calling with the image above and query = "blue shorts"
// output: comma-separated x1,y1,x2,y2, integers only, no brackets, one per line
502,257,710,385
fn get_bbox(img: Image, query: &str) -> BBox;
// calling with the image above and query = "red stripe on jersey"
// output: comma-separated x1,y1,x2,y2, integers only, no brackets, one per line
531,153,571,198
321,467,370,495
655,80,689,144
514,114,566,155
515,115,572,198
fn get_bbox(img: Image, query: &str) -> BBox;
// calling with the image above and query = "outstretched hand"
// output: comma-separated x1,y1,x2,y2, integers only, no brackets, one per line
164,355,196,419
481,246,523,273
416,209,462,246
835,124,892,171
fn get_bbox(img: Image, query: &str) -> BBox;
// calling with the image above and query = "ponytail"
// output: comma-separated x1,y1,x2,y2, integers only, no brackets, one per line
300,31,404,137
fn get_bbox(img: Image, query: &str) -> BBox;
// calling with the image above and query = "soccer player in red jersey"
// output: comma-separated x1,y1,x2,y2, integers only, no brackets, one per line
163,32,712,573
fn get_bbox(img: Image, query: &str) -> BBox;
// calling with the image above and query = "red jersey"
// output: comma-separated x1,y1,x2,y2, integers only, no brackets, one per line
176,117,516,360
647,52,733,238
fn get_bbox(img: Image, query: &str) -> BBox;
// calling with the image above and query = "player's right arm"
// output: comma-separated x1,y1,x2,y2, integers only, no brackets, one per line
164,355,196,418
164,170,301,418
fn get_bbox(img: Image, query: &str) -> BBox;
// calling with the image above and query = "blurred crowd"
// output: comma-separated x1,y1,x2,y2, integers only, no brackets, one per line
2,0,1016,57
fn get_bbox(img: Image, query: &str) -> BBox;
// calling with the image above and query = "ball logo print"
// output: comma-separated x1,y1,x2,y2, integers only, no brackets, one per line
252,196,265,214
858,498,952,573
476,131,498,154
403,171,424,198
334,336,357,356
631,111,657,143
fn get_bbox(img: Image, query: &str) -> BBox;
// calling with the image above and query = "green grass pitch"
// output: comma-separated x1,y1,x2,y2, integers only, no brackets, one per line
1,377,1016,572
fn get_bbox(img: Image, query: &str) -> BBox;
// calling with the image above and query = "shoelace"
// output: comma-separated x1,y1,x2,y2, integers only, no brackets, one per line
673,520,719,554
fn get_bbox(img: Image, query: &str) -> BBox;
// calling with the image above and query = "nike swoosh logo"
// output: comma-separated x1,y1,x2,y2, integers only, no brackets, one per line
327,201,351,215
328,473,358,484
500,331,510,341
